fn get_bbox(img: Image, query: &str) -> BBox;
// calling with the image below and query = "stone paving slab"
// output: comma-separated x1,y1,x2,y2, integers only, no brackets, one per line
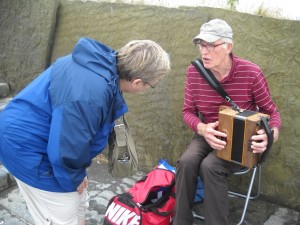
0,162,145,225
0,161,299,225
0,187,34,225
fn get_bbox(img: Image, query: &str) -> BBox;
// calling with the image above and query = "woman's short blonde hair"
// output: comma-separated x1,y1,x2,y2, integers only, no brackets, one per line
117,40,171,84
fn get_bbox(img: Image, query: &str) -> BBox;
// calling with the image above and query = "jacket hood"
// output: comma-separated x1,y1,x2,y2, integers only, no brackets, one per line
72,37,117,82
72,37,127,120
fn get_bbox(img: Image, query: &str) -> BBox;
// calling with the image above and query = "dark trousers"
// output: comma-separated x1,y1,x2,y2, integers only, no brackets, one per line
173,135,242,225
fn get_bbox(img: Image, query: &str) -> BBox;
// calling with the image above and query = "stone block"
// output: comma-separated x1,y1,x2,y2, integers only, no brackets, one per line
0,97,12,112
0,165,9,191
0,83,9,98
0,165,16,192
0,0,59,95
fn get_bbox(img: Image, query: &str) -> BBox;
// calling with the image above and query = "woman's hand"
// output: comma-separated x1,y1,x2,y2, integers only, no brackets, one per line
197,121,227,150
77,177,88,194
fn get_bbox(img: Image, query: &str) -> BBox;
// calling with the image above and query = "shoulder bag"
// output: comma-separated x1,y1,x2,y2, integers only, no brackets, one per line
108,115,138,177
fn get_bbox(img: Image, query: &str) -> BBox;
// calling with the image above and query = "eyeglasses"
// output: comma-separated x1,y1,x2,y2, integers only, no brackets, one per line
195,41,225,52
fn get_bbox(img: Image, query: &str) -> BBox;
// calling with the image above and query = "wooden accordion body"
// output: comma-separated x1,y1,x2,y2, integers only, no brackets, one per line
217,107,270,168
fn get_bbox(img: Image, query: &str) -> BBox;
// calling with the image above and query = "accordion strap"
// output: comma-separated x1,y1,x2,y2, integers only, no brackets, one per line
191,59,241,112
258,117,274,166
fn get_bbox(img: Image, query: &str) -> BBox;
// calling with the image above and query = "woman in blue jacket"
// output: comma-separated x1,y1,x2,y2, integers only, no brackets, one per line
0,37,170,225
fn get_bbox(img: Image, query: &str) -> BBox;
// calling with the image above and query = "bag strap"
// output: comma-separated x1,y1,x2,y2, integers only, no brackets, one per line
191,59,241,112
114,115,127,147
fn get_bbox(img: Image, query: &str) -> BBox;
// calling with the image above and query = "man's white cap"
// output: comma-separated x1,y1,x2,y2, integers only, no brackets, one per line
193,19,233,43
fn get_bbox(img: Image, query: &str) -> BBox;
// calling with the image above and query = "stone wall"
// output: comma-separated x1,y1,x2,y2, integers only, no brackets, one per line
0,0,59,94
0,0,299,210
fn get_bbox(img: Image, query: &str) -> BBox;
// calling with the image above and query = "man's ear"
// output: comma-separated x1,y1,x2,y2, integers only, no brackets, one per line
227,43,233,54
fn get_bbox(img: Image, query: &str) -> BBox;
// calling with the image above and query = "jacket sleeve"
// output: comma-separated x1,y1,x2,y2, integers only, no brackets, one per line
47,100,109,192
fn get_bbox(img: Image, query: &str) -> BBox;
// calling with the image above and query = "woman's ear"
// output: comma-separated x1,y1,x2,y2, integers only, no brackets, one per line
131,78,143,87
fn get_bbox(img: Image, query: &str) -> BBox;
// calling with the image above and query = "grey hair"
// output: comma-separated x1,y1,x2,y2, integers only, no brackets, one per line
221,37,233,53
117,40,171,83
221,37,233,44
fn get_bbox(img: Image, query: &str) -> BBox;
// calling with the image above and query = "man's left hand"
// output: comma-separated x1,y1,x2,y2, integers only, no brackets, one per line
251,129,268,153
251,127,279,153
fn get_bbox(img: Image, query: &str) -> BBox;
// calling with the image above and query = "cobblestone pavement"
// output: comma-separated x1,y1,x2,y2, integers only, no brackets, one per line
0,161,299,225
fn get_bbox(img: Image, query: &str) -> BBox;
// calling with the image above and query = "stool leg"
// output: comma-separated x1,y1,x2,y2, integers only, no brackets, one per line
228,165,262,199
236,167,258,225
192,211,205,221
193,165,262,224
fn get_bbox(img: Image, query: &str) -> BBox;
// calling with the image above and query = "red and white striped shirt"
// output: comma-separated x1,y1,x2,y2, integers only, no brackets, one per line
183,54,281,133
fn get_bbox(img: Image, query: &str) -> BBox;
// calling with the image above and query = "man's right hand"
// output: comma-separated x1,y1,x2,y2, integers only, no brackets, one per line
197,121,227,150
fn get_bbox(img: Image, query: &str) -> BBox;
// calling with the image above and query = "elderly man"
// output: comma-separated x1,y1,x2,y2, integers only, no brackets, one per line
173,19,281,225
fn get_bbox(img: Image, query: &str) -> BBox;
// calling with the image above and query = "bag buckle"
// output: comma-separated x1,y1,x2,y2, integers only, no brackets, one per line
114,123,127,147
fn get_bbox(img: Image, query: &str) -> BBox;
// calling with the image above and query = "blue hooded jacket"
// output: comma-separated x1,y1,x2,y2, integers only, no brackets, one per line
0,38,128,192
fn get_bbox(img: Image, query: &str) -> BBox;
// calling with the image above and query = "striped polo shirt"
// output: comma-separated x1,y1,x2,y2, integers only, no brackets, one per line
183,54,281,133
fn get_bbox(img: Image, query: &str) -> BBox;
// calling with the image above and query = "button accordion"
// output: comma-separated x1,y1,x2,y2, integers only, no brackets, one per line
217,107,271,168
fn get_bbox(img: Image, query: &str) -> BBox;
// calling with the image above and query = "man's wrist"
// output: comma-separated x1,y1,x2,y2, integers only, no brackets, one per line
196,122,205,136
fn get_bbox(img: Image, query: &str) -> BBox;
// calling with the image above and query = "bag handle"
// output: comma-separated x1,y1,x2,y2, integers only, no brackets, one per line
143,190,175,216
191,59,241,112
